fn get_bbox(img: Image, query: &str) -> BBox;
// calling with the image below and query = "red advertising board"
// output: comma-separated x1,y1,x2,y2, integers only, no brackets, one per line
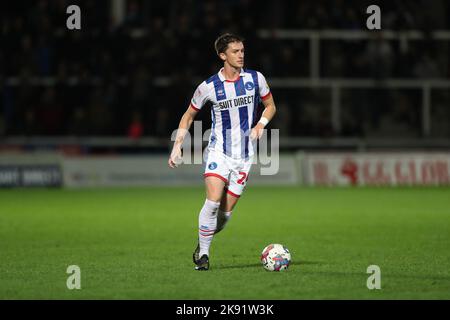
304,153,450,186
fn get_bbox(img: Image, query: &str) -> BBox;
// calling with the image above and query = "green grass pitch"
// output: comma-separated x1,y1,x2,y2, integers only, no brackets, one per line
1,186,449,299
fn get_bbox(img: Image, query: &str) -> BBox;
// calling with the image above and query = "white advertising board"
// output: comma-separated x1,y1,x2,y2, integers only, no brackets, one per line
63,155,298,188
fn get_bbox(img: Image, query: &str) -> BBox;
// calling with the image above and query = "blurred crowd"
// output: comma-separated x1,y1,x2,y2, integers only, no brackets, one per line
0,0,449,138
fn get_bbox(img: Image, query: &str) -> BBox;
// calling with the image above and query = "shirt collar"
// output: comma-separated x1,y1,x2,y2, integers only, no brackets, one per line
218,68,245,82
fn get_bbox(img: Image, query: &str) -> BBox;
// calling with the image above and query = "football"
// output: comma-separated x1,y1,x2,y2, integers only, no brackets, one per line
260,244,291,271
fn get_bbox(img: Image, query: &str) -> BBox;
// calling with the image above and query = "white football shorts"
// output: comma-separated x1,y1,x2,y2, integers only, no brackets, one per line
203,149,253,198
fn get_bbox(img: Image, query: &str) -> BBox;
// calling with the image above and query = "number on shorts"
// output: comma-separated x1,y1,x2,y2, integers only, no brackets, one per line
237,172,248,185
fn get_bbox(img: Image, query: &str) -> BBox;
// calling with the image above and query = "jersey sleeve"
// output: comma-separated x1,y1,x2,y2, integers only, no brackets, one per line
257,71,272,101
190,82,209,111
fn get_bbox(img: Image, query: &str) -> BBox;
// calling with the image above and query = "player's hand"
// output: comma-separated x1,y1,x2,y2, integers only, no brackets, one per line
168,145,183,168
250,123,265,141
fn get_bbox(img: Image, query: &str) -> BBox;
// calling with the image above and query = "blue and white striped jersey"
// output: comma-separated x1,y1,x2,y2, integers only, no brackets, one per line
190,68,271,160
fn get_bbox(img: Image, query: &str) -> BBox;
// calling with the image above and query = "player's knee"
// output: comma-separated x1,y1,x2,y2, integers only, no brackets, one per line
206,190,224,203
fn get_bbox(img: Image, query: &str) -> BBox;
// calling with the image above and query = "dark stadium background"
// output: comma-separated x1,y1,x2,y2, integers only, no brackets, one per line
1,0,449,144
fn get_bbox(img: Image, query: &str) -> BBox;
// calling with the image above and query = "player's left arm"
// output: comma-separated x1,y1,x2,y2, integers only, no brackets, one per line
250,94,276,140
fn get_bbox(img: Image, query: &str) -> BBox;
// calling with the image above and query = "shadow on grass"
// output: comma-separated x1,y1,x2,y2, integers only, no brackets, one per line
214,260,322,270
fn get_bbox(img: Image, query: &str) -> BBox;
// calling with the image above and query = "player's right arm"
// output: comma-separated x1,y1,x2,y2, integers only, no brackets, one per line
168,105,199,168
168,81,209,168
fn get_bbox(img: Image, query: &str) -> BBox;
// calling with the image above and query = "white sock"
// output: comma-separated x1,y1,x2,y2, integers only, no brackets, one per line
215,209,232,234
198,199,220,257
